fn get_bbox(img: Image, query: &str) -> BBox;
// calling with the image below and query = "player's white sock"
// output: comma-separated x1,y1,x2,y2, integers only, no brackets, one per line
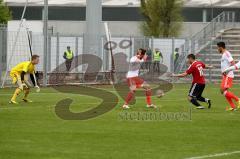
122,104,130,109
205,98,209,102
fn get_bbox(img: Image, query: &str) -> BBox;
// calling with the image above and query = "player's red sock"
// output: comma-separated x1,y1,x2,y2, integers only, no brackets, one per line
125,91,134,105
224,91,236,108
146,89,152,105
225,97,235,108
225,91,239,102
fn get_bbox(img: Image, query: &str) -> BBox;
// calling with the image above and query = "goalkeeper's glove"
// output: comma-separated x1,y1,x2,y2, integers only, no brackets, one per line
35,85,41,93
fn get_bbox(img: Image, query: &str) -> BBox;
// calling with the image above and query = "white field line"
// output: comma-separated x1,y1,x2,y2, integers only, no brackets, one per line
0,102,110,110
0,92,61,95
0,92,86,96
0,107,21,110
185,150,240,159
0,93,187,101
0,86,238,96
0,99,186,110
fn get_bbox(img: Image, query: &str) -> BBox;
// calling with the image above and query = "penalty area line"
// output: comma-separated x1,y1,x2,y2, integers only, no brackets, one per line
185,150,240,159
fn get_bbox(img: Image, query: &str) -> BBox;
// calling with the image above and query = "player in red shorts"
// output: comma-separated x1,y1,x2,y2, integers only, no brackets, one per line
172,54,212,109
122,49,156,109
217,42,240,111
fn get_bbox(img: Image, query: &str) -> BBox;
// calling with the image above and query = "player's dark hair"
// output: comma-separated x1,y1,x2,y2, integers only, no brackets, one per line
217,42,226,48
187,54,196,60
139,48,146,55
32,55,39,60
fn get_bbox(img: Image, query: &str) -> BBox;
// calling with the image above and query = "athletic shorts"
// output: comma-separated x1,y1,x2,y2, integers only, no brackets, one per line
10,72,29,87
221,75,233,90
10,72,21,85
189,83,205,98
127,77,145,88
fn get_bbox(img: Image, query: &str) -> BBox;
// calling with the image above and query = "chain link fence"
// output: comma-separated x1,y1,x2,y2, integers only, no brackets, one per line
0,29,190,87
1,11,238,87
188,11,240,82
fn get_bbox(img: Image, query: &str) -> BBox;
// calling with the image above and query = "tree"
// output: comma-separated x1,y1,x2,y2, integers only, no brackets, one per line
0,0,12,24
140,0,183,37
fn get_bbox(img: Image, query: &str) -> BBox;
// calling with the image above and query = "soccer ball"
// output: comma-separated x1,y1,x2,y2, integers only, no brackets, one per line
156,89,164,98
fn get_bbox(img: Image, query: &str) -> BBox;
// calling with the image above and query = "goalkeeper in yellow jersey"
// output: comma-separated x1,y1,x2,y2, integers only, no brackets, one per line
9,55,40,104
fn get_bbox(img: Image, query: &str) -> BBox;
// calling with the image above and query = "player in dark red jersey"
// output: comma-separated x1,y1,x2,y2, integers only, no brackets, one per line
172,54,213,109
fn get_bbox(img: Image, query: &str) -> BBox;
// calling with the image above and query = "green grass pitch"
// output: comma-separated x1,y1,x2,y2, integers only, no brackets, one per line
0,84,240,159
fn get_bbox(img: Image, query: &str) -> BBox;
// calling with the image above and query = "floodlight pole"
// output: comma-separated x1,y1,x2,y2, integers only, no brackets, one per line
43,0,48,86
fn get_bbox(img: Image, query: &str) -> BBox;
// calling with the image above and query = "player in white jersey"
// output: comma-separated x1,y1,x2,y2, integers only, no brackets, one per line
217,42,240,111
223,61,240,73
122,49,156,109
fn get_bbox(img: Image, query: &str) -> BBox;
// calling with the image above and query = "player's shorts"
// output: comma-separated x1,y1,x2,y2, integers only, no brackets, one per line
221,75,233,90
188,83,205,98
10,72,21,85
127,77,145,88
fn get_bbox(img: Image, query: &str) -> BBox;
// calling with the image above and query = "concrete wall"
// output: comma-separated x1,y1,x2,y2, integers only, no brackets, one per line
48,21,208,38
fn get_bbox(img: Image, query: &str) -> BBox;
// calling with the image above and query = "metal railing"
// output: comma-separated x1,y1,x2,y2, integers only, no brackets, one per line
191,11,235,54
0,29,189,86
175,11,236,74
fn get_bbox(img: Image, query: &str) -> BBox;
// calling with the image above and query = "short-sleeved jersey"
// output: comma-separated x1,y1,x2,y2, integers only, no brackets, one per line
186,61,206,84
126,56,144,78
10,61,35,75
221,50,234,78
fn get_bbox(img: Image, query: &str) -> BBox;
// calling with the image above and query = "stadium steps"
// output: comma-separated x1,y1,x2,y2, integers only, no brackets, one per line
197,28,240,82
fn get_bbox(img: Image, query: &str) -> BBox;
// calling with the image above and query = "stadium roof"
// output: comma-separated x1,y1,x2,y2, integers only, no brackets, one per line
4,0,240,8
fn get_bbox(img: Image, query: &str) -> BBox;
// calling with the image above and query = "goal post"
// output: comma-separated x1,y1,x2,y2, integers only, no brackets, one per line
1,0,29,88
104,22,116,84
